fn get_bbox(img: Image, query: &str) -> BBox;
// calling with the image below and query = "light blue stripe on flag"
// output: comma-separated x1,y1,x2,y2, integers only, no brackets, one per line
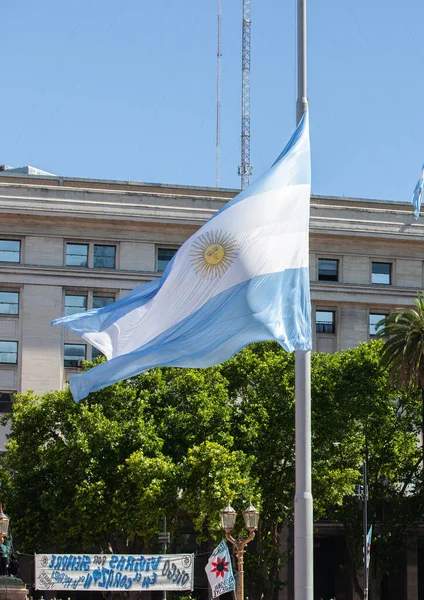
412,165,424,220
53,112,312,401
68,269,311,401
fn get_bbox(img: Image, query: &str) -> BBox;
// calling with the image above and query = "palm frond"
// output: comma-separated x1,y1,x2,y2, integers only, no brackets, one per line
377,293,424,389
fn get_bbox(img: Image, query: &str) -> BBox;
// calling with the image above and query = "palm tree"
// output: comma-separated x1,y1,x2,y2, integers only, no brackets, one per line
377,293,424,458
377,293,424,389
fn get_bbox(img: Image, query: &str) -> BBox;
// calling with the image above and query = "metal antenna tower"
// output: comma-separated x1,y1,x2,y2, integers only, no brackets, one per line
238,0,253,189
216,0,222,187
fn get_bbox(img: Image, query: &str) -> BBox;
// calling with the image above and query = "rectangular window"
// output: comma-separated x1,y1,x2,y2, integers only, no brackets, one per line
65,295,87,317
318,258,338,282
0,341,18,364
66,243,89,267
0,292,19,315
0,392,14,413
157,248,177,271
64,344,86,367
0,392,14,414
372,262,391,285
93,296,115,310
316,311,335,334
0,240,21,263
94,245,116,269
369,313,386,337
91,346,104,360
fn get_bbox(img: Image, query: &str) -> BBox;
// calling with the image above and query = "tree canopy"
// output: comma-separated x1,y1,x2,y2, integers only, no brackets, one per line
1,341,422,598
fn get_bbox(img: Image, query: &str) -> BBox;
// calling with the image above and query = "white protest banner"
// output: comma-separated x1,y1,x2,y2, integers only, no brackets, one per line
35,553,194,592
205,539,235,598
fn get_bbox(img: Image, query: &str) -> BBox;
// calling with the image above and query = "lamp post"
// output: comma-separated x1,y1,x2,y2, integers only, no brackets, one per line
220,503,259,600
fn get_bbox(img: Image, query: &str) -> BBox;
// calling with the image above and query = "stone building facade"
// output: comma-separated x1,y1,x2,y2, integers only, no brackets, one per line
0,170,423,599
1,171,421,412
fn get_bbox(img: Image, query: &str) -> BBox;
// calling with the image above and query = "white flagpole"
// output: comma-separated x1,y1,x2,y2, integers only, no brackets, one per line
294,352,313,600
296,0,308,123
294,0,313,599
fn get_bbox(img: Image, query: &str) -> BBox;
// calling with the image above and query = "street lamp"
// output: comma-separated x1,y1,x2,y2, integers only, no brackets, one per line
220,503,259,600
0,505,9,542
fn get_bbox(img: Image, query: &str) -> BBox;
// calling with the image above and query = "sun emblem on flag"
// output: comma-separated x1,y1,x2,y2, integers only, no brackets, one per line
210,555,230,578
189,230,239,279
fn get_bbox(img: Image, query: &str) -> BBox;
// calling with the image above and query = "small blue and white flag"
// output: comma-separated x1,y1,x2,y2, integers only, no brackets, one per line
366,525,372,570
412,165,424,220
53,112,312,401
205,539,235,598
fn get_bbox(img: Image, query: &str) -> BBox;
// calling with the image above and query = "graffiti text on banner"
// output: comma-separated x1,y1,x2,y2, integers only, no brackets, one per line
35,554,194,592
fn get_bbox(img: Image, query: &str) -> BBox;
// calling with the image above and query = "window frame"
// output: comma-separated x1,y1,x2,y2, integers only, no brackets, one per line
0,341,18,365
64,343,105,366
64,294,88,317
315,310,336,334
0,239,21,264
0,392,15,414
0,291,19,316
369,312,387,338
92,295,115,310
63,291,116,364
317,258,339,282
93,244,116,269
65,243,89,268
65,241,118,269
371,261,392,286
64,343,87,368
157,247,178,272
63,291,115,317
91,346,105,361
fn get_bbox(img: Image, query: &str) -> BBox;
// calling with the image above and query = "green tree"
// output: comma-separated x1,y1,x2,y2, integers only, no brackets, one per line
4,383,174,552
223,341,421,598
130,366,234,462
377,293,424,390
2,343,422,599
180,440,258,537
221,343,362,598
3,364,256,555
377,293,424,459
321,342,421,597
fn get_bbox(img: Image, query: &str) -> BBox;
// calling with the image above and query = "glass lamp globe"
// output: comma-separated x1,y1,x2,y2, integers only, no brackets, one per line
220,504,237,531
243,503,260,530
0,505,9,539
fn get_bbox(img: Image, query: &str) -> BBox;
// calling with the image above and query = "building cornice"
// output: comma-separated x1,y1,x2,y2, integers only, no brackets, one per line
1,179,424,239
0,263,160,287
0,191,220,226
0,174,238,197
1,263,421,305
311,281,421,305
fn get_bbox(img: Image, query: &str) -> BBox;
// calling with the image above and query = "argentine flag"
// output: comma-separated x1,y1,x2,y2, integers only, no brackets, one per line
53,113,312,401
412,165,424,220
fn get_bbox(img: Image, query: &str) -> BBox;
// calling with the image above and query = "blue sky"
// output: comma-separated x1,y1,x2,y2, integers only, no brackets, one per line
1,0,423,201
